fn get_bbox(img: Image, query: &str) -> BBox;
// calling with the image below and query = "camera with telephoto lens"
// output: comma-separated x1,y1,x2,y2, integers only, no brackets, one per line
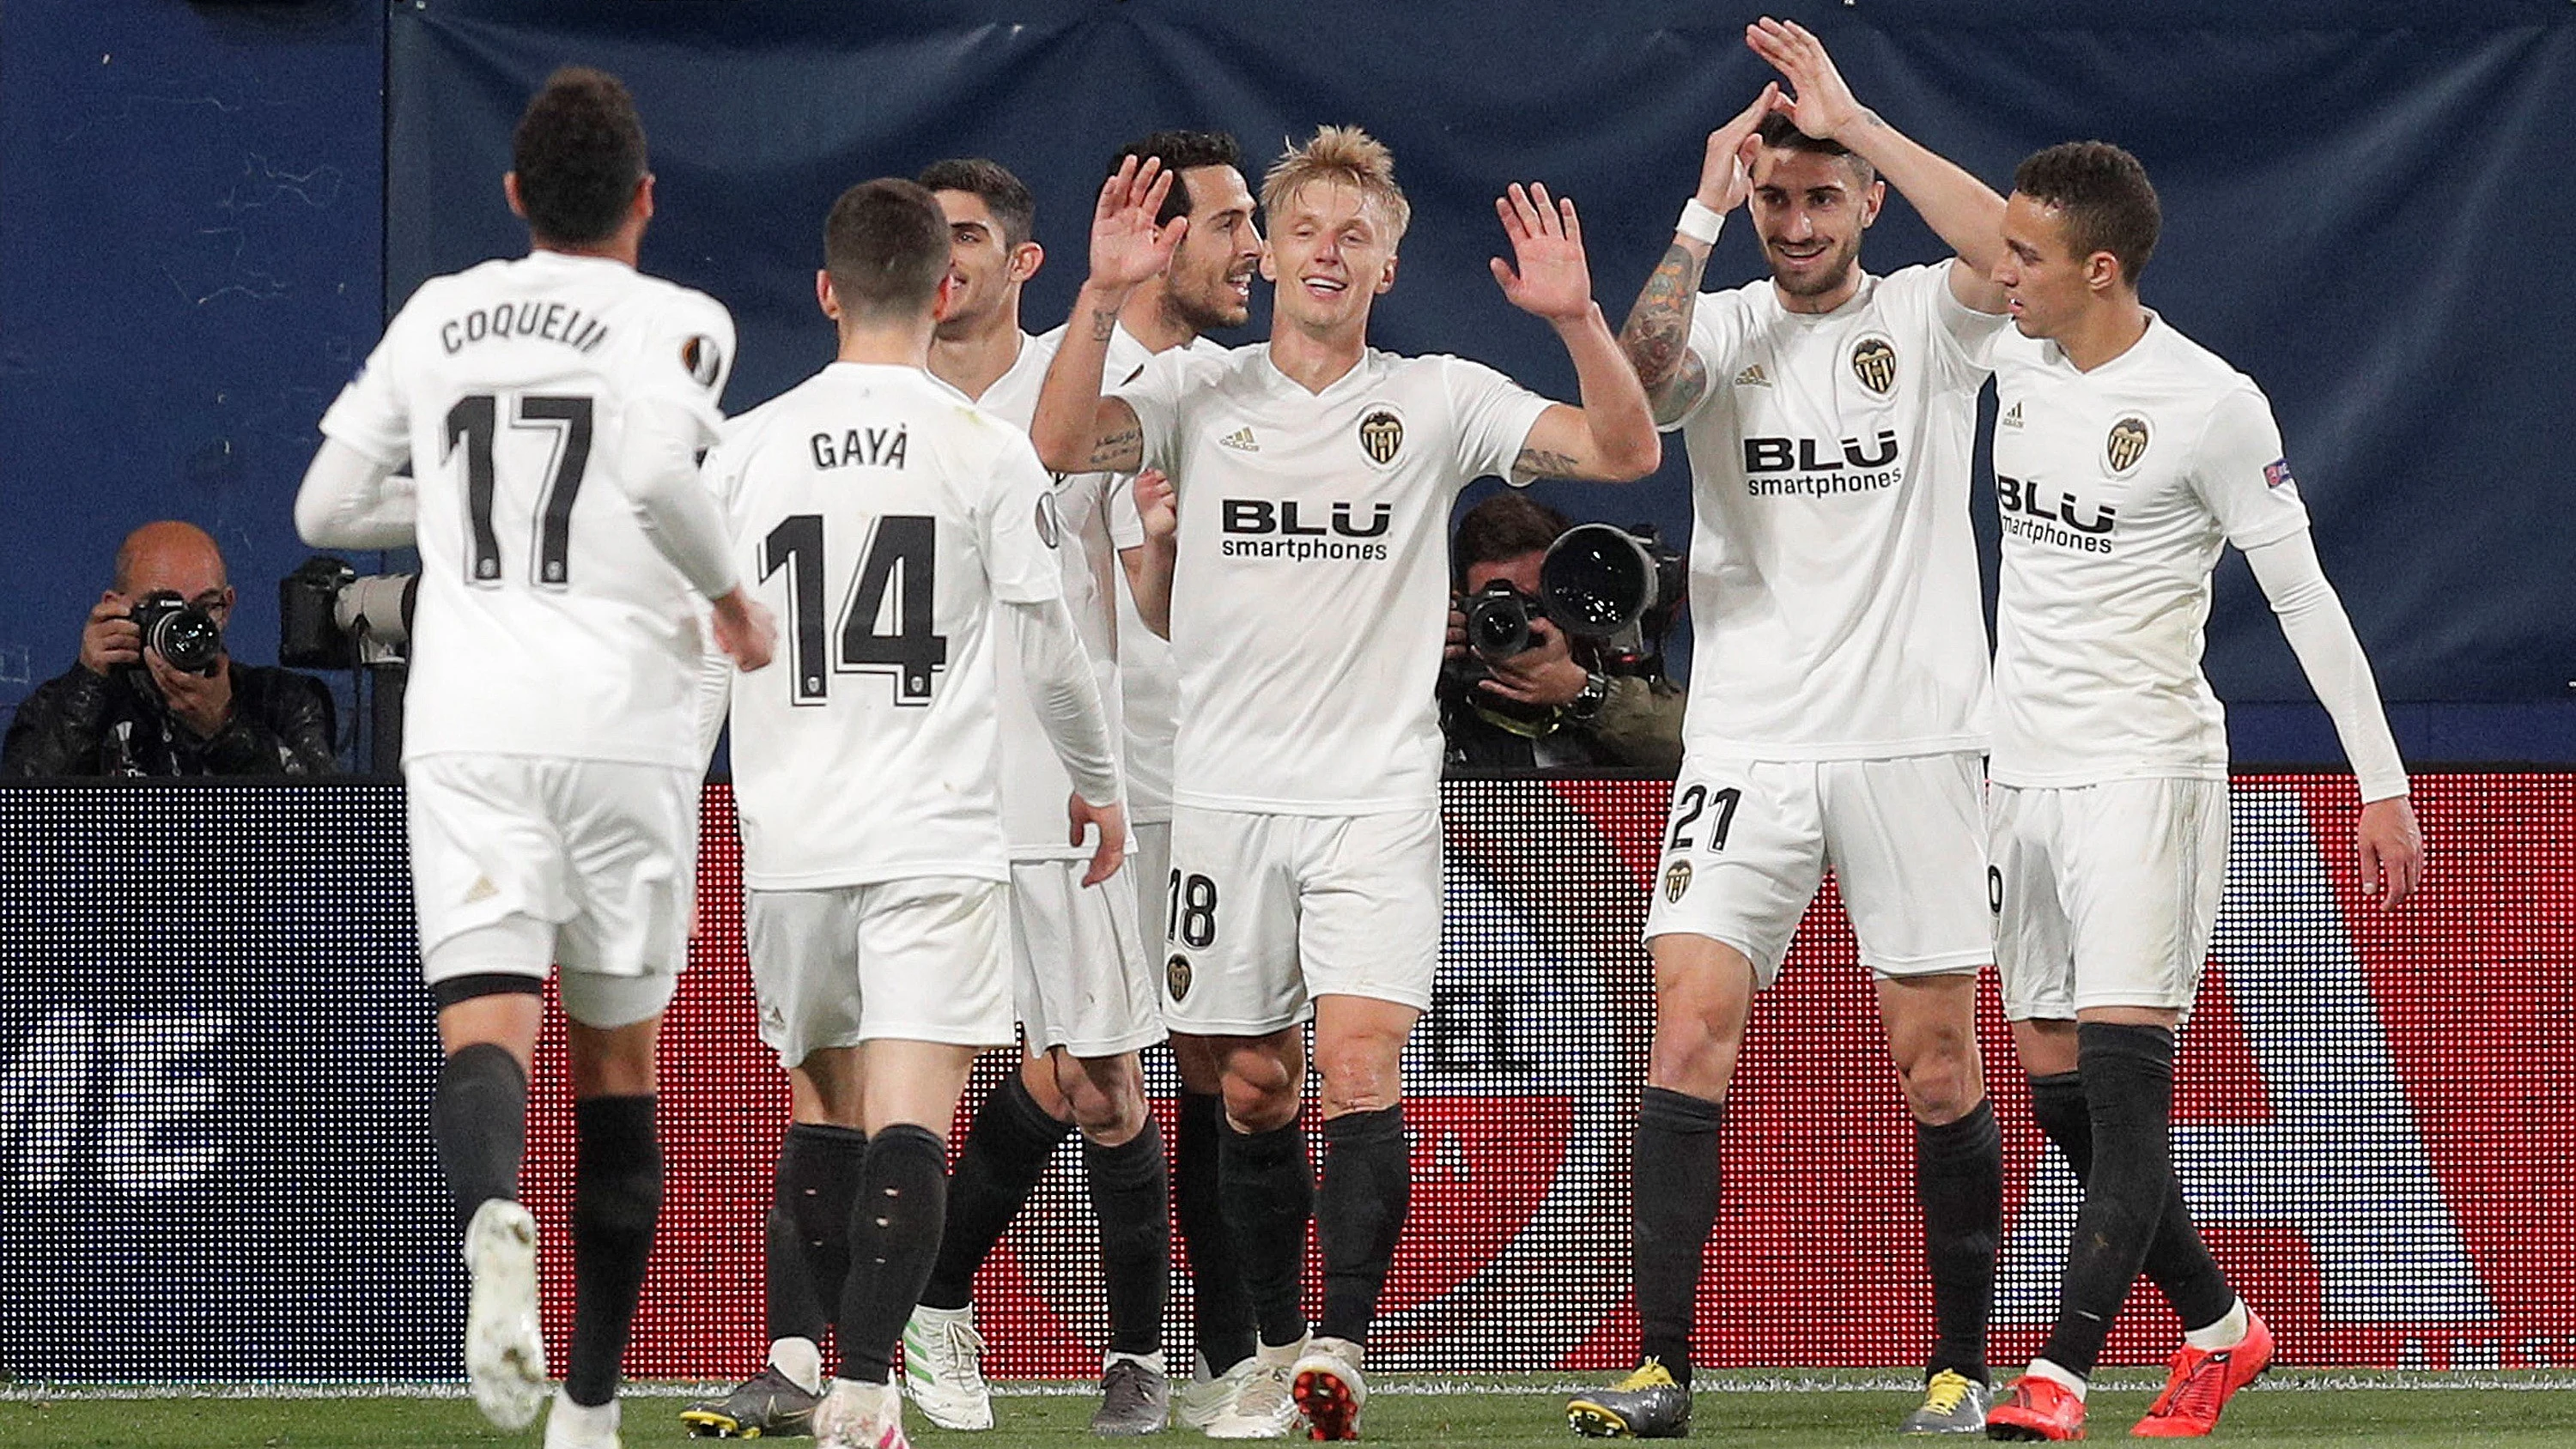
127,591,225,676
278,555,418,670
1538,522,1686,676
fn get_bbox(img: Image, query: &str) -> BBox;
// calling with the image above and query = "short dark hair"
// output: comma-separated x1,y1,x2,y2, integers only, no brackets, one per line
511,67,647,246
1110,130,1244,227
823,179,952,324
916,157,1036,250
1755,113,1876,189
1455,493,1572,578
2013,141,2161,286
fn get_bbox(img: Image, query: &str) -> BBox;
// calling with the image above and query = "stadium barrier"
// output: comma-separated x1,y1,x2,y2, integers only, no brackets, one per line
0,775,2564,1381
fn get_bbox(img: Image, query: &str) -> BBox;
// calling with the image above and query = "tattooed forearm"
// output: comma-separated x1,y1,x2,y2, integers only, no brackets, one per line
1651,352,1710,428
1088,306,1120,343
1515,446,1586,480
1618,241,1708,394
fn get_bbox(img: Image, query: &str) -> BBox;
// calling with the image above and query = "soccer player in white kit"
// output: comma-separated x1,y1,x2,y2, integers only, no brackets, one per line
703,178,1127,1449
294,69,777,1449
1974,142,2424,1442
1569,22,2015,1438
1032,132,1662,1439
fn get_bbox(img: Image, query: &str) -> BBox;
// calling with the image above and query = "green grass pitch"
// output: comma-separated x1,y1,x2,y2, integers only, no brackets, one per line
9,1373,2576,1447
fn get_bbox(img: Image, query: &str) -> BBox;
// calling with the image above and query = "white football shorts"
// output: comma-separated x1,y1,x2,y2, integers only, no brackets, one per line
1130,818,1172,960
407,753,696,1025
745,877,1014,1069
1643,752,1994,988
1009,857,1164,1058
1987,778,2229,1020
1161,806,1442,1036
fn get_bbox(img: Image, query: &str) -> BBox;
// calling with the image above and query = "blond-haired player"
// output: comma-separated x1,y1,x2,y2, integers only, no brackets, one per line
1031,128,1661,1439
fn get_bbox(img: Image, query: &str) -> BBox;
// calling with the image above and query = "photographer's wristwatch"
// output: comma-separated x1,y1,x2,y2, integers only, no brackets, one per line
1567,670,1610,724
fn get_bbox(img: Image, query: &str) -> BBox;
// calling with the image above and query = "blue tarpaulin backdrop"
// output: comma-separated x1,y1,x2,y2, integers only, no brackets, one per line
5,1,2573,759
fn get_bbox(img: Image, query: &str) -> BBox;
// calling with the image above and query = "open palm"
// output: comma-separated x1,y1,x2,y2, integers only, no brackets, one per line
1090,156,1183,291
1490,182,1594,323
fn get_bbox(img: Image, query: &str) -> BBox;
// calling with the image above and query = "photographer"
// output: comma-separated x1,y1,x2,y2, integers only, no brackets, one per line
3,522,336,777
1441,493,1685,773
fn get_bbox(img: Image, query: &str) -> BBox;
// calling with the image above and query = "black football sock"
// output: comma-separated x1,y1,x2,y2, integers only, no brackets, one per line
772,1122,869,1345
2039,1022,2177,1378
1916,1099,2002,1385
836,1124,949,1385
921,1072,1070,1312
566,1094,662,1408
2031,1067,2236,1337
1632,1086,1723,1387
1176,1090,1258,1373
433,1042,528,1234
1316,1106,1411,1346
1087,1117,1172,1359
1219,1118,1314,1349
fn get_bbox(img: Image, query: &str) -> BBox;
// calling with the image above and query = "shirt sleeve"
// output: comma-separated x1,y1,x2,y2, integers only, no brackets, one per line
1109,348,1192,479
1900,263,2011,388
2243,530,2409,802
1443,356,1558,487
317,294,422,467
624,289,738,455
2187,384,2312,551
980,430,1070,607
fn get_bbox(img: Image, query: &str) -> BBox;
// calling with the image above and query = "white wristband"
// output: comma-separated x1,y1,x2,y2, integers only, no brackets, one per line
1676,198,1725,246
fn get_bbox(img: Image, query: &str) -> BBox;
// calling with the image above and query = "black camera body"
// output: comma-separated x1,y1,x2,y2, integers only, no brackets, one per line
1460,578,1545,662
128,591,224,676
280,556,417,670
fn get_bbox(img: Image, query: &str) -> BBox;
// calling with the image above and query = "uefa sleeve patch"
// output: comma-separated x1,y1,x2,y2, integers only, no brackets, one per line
2263,458,2296,490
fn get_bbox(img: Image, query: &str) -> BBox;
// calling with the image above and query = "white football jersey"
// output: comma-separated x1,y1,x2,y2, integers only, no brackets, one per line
319,252,735,768
1103,327,1219,825
1669,264,2006,761
1986,314,2311,787
706,362,1065,889
1118,344,1552,815
958,325,1126,859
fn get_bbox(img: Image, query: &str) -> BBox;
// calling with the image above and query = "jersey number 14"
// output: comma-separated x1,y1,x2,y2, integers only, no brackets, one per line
759,513,950,706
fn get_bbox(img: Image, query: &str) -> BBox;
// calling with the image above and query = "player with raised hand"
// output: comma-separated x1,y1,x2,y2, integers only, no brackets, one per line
701,177,1127,1449
1978,142,2421,1443
1035,132,1659,1440
296,67,775,1449
1567,18,2019,1439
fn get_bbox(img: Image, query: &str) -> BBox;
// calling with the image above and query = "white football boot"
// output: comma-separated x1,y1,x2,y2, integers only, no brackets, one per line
1177,1352,1257,1432
1204,1335,1305,1440
815,1379,910,1449
1291,1336,1367,1440
543,1387,622,1449
462,1197,548,1430
899,1302,994,1430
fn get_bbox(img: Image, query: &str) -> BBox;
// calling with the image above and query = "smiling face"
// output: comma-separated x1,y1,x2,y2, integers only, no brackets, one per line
1993,191,2109,342
1748,146,1882,305
1162,164,1262,332
930,189,1039,340
1261,179,1398,336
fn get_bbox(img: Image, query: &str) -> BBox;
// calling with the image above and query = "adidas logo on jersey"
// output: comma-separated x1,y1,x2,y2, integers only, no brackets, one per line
1733,364,1771,388
2002,401,2024,428
1220,426,1260,452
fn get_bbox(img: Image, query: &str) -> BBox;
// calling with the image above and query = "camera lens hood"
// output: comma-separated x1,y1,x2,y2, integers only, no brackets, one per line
1540,522,1658,637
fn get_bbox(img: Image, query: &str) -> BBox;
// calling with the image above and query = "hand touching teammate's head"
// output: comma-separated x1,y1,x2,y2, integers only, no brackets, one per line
1747,113,1883,302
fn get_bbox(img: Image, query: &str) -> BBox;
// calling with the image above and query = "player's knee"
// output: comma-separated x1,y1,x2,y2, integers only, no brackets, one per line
1060,1054,1149,1143
1894,1045,1984,1125
1646,1009,1744,1098
1220,1063,1300,1132
1313,1040,1403,1117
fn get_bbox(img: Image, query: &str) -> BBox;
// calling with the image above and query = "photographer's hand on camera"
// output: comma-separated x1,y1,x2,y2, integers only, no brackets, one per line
144,640,235,739
79,594,143,677
1474,617,1592,710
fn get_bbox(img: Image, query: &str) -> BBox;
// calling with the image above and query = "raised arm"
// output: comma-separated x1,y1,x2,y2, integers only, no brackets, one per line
1491,183,1661,482
1749,16,2008,312
1619,86,1777,426
1031,158,1180,475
